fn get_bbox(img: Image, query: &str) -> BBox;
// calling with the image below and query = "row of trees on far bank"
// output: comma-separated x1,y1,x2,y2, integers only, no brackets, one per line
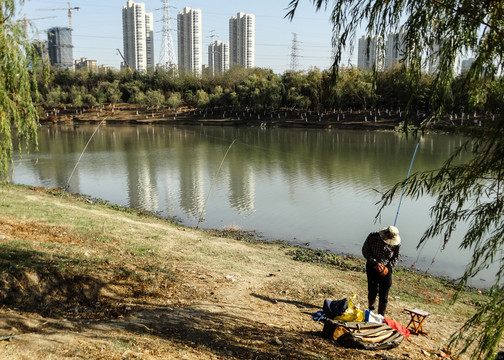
37,65,504,115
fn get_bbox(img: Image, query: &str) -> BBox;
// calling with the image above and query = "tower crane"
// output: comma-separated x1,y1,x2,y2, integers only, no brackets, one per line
36,2,80,28
116,49,132,72
20,15,57,36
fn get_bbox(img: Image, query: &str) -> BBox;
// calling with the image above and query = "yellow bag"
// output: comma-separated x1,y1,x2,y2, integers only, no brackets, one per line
334,294,364,322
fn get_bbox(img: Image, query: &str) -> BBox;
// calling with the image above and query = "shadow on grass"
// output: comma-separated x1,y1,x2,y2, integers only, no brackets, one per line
251,293,319,310
104,306,344,360
0,245,108,316
0,244,166,320
0,246,374,359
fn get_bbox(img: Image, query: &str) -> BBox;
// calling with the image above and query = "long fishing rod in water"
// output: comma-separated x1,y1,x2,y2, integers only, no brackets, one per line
65,117,107,191
196,139,237,229
393,141,420,227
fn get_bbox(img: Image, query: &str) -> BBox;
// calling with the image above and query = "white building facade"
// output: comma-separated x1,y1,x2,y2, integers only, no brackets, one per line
208,40,229,76
177,7,202,76
461,57,475,73
384,30,406,70
122,0,154,72
427,41,461,75
229,12,255,68
357,35,384,71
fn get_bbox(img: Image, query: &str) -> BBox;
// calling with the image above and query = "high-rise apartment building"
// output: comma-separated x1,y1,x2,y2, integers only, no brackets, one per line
427,41,461,75
208,41,229,76
229,12,255,68
47,27,74,70
122,0,154,72
357,35,384,71
384,30,406,70
177,7,202,76
461,57,475,73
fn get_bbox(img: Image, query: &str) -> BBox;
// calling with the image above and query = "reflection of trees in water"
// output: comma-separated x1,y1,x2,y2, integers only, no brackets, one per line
16,125,470,224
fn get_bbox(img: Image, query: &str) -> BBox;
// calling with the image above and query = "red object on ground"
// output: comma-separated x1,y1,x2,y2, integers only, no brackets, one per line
384,318,411,338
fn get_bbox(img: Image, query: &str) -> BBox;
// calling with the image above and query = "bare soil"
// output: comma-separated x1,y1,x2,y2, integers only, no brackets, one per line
42,103,466,132
0,186,494,360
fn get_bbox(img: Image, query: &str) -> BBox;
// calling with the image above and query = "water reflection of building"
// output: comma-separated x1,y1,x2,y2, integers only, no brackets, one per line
128,154,159,212
178,145,205,219
228,163,255,214
33,126,81,191
122,127,159,212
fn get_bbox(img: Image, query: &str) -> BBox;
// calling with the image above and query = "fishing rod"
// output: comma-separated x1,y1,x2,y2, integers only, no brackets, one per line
196,139,237,229
65,117,107,191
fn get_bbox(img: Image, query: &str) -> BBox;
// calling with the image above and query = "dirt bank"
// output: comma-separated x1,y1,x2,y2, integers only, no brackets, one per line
40,103,491,132
0,186,497,359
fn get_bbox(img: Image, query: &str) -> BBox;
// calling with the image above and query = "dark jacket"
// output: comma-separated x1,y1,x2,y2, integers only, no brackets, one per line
362,232,400,267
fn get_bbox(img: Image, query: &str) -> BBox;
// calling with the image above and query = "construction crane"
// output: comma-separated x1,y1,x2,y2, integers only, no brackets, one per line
21,15,57,36
116,49,132,72
36,2,80,28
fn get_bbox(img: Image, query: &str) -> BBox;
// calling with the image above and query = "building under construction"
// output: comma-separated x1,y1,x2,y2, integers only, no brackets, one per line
47,27,74,69
32,40,50,64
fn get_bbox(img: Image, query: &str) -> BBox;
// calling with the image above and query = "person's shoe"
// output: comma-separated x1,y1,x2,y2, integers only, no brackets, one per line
368,301,376,311
378,303,387,316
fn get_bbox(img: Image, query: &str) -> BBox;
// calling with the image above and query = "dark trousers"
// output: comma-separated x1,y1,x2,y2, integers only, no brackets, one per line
366,262,392,310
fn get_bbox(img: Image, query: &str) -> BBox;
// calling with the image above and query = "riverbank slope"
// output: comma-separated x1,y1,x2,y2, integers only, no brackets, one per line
41,102,491,132
0,185,494,359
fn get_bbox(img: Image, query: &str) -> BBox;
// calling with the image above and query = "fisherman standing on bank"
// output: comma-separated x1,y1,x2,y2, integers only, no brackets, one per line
362,226,401,316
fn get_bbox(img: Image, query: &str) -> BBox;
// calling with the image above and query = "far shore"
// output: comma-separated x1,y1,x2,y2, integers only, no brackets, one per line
39,102,495,132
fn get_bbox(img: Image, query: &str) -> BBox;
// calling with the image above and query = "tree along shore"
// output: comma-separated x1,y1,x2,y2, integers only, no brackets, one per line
39,67,504,120
39,102,494,133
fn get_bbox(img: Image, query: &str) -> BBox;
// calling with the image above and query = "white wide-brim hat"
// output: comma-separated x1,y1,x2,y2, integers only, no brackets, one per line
379,225,401,246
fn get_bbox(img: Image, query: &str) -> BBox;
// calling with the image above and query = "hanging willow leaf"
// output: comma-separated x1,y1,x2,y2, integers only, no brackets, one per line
287,1,504,358
0,0,40,181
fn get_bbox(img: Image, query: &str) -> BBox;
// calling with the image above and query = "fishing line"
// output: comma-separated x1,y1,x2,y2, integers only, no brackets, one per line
394,135,442,277
421,240,443,277
178,126,331,169
65,117,107,190
196,139,237,229
410,234,443,272
393,141,420,226
393,139,427,269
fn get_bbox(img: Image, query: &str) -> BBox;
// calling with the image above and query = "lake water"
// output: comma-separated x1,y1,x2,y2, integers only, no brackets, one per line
11,124,496,288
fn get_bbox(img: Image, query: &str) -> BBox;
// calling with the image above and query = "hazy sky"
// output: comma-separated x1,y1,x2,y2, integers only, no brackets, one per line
19,0,359,73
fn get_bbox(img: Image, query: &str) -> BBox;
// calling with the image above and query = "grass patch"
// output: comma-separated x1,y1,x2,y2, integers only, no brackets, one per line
286,248,365,272
0,240,97,276
204,227,262,242
141,264,179,282
128,245,156,256
389,267,487,317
